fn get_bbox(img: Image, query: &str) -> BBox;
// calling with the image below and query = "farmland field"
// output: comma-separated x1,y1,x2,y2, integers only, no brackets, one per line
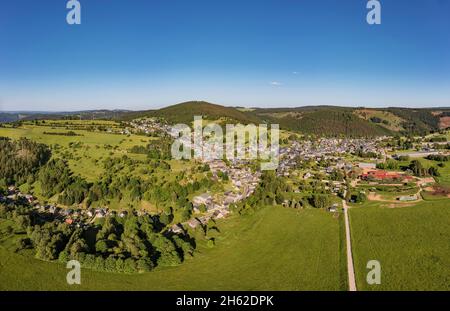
349,201,450,290
0,206,347,291
0,124,154,181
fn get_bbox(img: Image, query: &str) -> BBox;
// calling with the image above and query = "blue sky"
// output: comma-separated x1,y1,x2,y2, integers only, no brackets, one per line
0,0,449,111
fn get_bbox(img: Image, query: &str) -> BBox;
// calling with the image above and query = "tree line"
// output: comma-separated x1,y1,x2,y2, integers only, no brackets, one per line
0,197,194,273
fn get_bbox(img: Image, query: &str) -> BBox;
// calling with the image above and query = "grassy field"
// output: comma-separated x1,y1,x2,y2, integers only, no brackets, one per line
0,206,347,290
0,124,154,181
415,158,450,187
357,184,420,201
349,201,450,290
0,123,199,210
390,157,450,187
433,163,450,187
354,109,406,132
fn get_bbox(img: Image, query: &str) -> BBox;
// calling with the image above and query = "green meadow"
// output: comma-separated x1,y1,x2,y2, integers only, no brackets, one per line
392,156,450,187
0,206,347,291
349,200,450,291
0,123,196,211
411,158,450,187
0,124,154,182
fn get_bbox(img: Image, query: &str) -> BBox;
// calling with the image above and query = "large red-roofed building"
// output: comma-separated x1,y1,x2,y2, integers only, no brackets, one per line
361,170,414,182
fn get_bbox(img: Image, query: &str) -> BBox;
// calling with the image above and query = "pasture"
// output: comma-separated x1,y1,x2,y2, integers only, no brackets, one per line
0,206,347,290
349,200,450,290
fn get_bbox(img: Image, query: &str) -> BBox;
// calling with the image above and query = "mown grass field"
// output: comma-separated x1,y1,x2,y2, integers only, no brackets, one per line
0,206,347,290
349,201,450,290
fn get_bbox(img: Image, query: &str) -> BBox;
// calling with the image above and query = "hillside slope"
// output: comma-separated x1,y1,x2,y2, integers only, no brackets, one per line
254,107,393,137
254,106,450,136
3,102,449,136
122,101,261,124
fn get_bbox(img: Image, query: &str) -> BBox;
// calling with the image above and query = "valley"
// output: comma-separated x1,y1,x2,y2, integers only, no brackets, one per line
0,101,449,290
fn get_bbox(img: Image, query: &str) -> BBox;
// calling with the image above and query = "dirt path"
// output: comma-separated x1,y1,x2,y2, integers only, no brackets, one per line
342,199,357,291
367,187,423,204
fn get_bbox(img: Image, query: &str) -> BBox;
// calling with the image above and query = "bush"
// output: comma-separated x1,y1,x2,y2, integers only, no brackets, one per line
94,256,105,270
136,258,154,272
123,258,137,273
104,256,117,272
310,194,331,209
15,237,31,252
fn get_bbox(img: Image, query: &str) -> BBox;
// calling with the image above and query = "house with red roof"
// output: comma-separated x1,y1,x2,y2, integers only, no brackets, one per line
361,170,414,182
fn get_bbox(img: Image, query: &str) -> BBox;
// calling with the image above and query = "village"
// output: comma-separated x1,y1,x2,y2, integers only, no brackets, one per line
4,117,446,235
123,118,449,230
173,158,261,232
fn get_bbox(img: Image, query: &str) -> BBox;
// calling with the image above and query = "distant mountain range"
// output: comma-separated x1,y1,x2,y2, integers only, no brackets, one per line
2,101,450,136
0,110,130,123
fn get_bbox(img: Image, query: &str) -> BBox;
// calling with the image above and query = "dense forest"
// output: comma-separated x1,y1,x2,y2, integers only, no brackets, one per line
273,109,392,137
120,101,260,125
0,137,51,185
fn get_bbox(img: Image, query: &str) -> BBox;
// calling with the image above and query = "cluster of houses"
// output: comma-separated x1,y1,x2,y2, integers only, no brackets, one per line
1,186,141,228
286,138,384,159
121,118,171,136
0,186,35,204
125,118,266,230
162,138,386,220
277,138,386,177
170,158,262,231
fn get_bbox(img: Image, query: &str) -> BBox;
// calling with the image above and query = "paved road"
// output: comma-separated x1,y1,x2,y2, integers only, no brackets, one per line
342,199,357,291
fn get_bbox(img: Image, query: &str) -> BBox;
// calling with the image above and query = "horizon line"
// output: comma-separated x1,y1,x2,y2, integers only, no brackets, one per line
2,102,450,114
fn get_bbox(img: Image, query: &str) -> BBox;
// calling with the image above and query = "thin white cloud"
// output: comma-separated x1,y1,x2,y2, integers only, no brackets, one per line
270,81,282,86
292,71,299,75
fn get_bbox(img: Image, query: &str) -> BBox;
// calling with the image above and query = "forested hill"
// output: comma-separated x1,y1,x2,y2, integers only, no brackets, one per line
253,107,392,137
3,102,449,137
120,101,261,124
118,102,449,136
252,106,450,136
